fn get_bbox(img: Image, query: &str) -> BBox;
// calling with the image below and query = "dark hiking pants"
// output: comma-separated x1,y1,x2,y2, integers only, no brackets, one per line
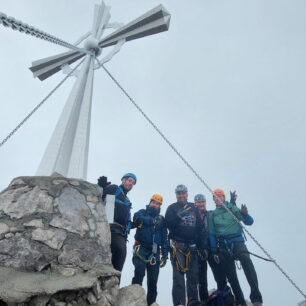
198,255,228,302
171,249,199,305
233,241,263,303
111,233,127,273
132,248,160,305
219,241,262,305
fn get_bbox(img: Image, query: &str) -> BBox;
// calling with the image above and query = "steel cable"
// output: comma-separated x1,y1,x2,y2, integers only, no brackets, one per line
0,12,85,53
102,64,306,300
0,58,85,148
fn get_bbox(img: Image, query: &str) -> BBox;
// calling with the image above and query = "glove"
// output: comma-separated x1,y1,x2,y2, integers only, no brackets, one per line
230,190,237,205
153,215,163,228
198,249,208,261
97,176,111,189
240,204,248,216
177,204,191,218
160,256,168,268
132,217,143,229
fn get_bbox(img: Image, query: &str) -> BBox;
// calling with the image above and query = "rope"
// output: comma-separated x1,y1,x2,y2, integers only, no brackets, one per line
0,12,85,53
102,64,306,299
0,58,85,148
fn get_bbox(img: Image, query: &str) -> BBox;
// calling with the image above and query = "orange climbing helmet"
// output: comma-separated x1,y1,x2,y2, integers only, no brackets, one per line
213,188,225,197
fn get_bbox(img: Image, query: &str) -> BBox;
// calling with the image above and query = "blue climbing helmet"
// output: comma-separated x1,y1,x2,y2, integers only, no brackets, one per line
121,173,137,184
175,184,188,193
194,194,206,202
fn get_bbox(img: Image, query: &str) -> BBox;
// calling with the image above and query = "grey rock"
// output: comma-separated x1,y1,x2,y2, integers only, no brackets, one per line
86,195,99,203
87,291,97,304
0,234,58,271
117,284,147,306
70,181,80,186
9,178,26,187
50,187,90,237
58,240,107,270
0,186,53,219
51,264,81,277
5,233,14,239
95,295,111,306
101,287,117,306
29,295,50,306
32,228,67,250
298,300,306,306
24,219,44,228
0,266,109,303
95,222,111,250
101,276,119,290
10,226,20,233
53,180,68,185
92,282,102,299
0,222,9,235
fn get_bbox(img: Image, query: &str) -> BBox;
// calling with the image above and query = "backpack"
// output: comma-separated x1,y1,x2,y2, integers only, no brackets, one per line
205,286,235,306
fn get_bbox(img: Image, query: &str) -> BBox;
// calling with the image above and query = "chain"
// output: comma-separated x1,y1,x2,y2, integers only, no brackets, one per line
0,12,85,53
102,64,306,300
0,58,85,148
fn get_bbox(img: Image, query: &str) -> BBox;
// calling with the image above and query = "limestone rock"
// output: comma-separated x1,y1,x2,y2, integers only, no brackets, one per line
23,219,44,228
32,228,67,250
50,187,90,236
117,284,147,306
0,176,119,305
0,222,9,235
0,186,53,219
0,234,58,271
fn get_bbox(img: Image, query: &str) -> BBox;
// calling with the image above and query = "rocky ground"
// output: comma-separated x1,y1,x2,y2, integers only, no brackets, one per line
0,175,148,306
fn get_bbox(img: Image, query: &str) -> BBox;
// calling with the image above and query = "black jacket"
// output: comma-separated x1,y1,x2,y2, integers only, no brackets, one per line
165,201,207,249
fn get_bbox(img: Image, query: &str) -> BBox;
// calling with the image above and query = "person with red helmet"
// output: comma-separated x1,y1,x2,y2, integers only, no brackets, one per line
209,188,262,306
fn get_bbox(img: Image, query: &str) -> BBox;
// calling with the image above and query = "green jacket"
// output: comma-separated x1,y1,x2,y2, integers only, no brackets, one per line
208,201,254,252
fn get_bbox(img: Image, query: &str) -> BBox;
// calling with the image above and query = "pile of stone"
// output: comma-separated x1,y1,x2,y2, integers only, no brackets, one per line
0,175,147,306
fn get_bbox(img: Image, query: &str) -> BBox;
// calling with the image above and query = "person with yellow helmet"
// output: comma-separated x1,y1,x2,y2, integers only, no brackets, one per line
131,193,168,306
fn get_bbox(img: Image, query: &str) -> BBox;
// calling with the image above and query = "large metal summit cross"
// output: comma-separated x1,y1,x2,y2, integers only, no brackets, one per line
25,2,170,180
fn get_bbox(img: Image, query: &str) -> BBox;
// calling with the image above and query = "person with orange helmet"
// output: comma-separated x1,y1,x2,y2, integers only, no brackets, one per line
209,188,263,306
131,193,168,306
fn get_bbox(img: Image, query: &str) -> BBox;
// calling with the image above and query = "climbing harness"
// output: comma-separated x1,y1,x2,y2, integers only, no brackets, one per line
0,10,304,297
102,65,306,299
0,58,85,148
171,240,192,273
134,244,156,265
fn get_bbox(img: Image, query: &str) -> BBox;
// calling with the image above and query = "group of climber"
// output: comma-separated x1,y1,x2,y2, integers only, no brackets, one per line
98,173,263,306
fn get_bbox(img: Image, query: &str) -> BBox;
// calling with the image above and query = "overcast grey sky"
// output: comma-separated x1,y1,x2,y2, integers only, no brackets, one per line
0,1,306,305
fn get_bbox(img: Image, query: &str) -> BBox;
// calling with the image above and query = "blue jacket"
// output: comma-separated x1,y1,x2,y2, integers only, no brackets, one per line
103,184,132,236
133,205,168,257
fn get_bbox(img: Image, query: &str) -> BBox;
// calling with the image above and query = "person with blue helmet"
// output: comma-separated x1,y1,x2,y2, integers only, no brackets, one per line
131,193,168,305
194,193,233,305
98,172,137,274
165,184,208,306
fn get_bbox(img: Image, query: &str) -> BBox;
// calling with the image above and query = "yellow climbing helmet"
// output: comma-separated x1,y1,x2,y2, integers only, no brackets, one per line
151,194,163,205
